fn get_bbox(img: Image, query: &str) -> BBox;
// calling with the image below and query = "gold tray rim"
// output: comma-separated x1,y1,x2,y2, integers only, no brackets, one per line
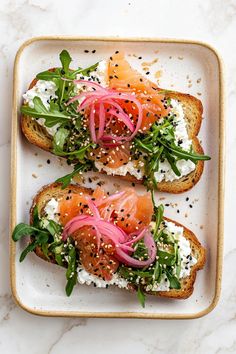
10,36,225,319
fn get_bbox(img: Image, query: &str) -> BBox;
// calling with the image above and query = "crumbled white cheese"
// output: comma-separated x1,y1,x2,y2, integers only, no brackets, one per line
23,80,58,109
23,80,59,136
154,159,196,183
44,198,59,222
95,160,144,180
77,267,128,289
171,99,192,151
154,99,196,182
178,233,198,278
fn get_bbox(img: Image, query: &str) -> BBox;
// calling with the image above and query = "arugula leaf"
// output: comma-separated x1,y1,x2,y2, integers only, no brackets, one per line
137,285,146,308
56,161,94,189
157,249,176,266
36,70,61,80
119,266,153,280
55,253,64,266
166,271,181,289
156,137,211,162
53,128,70,155
60,50,72,74
20,97,70,127
19,241,38,262
153,204,164,241
65,246,78,296
165,151,181,176
12,223,48,242
134,116,210,188
78,62,99,76
43,220,62,237
134,138,153,153
71,62,99,78
133,240,149,261
53,128,93,160
153,261,160,281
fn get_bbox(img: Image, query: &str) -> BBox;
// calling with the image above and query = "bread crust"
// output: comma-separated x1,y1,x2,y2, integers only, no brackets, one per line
29,183,206,299
21,74,205,193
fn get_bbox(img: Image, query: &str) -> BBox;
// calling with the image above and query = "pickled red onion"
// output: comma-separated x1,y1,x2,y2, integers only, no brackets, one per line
62,198,157,268
115,230,156,268
68,80,143,144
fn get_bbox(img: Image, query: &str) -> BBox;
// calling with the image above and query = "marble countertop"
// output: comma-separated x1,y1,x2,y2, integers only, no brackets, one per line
0,0,235,353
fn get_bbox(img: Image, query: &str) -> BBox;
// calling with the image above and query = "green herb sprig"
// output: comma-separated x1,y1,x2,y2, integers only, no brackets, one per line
12,206,79,296
134,117,210,189
56,160,94,189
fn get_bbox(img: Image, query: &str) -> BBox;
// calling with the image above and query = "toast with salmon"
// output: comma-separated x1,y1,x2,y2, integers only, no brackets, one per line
12,182,206,305
20,50,210,193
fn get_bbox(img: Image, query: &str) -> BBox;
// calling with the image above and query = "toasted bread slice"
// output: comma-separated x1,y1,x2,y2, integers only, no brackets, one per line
29,183,206,299
21,75,204,193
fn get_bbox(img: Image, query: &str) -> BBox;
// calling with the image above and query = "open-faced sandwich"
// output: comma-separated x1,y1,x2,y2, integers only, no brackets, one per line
21,50,210,192
12,183,206,306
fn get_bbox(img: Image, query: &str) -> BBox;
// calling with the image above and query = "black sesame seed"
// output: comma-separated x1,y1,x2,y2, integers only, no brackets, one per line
47,159,50,164
84,50,89,53
92,49,96,53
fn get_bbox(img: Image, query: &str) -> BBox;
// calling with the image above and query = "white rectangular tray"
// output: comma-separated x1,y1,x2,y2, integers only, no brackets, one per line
11,37,224,319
